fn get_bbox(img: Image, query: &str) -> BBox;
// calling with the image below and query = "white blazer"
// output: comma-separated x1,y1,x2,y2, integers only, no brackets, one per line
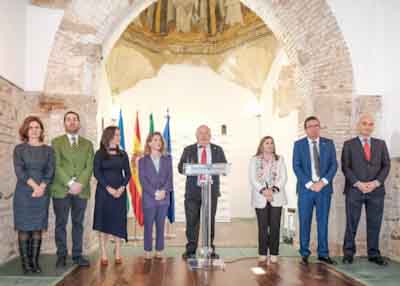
249,155,288,208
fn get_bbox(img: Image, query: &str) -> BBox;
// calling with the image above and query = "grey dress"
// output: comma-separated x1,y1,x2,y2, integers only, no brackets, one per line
13,143,55,231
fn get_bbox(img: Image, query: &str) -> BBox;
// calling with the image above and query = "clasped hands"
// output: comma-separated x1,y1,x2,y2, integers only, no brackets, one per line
310,180,326,192
32,183,46,198
261,188,274,202
355,181,379,193
106,186,126,198
68,182,83,195
155,190,166,201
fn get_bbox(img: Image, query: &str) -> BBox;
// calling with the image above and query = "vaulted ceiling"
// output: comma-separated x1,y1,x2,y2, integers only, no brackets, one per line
123,0,272,54
106,1,281,98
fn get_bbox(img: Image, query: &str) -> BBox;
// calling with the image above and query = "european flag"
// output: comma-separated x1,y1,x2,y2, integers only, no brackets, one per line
163,112,175,223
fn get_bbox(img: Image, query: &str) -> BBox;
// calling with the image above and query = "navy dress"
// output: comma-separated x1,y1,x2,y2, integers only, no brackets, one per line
13,143,55,231
93,150,131,241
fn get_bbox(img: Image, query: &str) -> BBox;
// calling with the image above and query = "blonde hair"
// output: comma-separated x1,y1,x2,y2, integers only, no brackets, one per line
144,132,166,155
255,136,279,161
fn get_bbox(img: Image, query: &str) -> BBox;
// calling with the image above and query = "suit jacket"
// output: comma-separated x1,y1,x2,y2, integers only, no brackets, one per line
249,155,288,207
178,143,227,199
341,137,390,193
293,137,338,194
49,134,94,199
138,154,173,208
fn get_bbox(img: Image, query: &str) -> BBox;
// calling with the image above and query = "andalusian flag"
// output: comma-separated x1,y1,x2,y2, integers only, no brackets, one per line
149,113,155,134
118,110,130,214
163,112,175,223
129,112,144,226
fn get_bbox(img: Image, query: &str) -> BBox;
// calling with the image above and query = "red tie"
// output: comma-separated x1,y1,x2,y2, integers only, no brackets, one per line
201,145,207,164
364,139,371,161
199,146,207,183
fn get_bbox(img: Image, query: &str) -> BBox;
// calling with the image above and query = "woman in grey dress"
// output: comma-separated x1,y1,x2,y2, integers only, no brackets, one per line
13,116,55,274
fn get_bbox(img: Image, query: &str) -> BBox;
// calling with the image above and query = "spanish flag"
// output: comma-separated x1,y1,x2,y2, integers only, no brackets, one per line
129,112,144,226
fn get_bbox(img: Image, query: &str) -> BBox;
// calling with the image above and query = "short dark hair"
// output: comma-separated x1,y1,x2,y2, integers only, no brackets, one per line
19,116,45,142
64,111,80,122
304,116,320,129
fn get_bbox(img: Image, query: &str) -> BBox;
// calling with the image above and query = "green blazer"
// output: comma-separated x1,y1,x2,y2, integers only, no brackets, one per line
49,134,94,199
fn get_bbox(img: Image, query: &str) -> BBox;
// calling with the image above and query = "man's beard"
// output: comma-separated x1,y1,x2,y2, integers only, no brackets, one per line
66,126,79,134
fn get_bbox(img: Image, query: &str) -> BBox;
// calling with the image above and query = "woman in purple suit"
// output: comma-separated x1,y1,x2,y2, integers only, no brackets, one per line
138,132,173,259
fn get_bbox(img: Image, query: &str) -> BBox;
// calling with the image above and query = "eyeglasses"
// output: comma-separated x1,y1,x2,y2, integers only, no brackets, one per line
306,124,320,129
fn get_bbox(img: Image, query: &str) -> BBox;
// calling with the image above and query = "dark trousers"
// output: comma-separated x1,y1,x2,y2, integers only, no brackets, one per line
255,203,282,256
53,195,87,258
184,196,218,254
143,205,169,251
343,188,385,257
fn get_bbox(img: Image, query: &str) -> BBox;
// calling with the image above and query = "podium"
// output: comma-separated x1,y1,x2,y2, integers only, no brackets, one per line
183,163,230,271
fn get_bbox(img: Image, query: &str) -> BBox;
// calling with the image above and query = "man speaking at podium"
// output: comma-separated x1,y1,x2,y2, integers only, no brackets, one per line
178,125,227,260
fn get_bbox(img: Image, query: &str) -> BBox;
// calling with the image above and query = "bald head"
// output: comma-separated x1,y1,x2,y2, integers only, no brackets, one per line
357,113,375,138
196,125,211,145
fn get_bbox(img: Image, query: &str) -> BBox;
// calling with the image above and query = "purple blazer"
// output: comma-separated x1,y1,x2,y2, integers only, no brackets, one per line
138,154,173,209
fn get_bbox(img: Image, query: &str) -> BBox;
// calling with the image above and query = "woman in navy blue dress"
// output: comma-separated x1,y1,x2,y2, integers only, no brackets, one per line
13,116,55,274
93,126,131,266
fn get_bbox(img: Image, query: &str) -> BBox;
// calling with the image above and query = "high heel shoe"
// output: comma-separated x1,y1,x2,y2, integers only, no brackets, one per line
144,251,152,260
154,251,163,259
113,246,122,264
100,258,108,266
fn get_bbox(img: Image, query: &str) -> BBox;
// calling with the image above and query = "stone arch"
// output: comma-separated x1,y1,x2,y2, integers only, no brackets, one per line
43,0,354,254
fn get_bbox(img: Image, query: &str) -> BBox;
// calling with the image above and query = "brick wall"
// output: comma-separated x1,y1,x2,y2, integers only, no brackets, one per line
0,79,98,263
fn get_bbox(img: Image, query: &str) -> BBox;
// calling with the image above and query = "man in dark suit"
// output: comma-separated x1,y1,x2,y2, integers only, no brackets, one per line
341,114,391,265
178,125,227,259
293,116,338,265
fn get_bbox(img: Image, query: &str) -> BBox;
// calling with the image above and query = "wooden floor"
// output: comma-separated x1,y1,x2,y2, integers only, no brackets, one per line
127,219,260,247
55,257,364,286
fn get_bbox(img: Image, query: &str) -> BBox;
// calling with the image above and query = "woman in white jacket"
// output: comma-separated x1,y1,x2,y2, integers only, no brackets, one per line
249,136,288,263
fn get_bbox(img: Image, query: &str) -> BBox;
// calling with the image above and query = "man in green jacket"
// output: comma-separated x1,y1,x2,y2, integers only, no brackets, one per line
50,111,94,268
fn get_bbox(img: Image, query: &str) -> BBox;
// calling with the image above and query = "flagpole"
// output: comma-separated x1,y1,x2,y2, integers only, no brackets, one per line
128,111,144,242
165,221,176,239
163,108,177,239
128,218,143,241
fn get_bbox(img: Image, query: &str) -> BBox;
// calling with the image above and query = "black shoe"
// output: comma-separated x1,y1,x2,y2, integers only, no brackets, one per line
301,256,309,265
72,256,90,267
182,252,196,260
210,252,220,259
31,239,42,273
342,256,354,264
318,256,337,265
368,256,388,266
56,256,66,268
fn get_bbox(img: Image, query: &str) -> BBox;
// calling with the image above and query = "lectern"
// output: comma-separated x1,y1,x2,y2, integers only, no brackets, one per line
183,163,230,271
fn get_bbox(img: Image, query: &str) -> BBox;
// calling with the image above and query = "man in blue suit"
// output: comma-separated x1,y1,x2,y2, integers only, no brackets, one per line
293,116,338,265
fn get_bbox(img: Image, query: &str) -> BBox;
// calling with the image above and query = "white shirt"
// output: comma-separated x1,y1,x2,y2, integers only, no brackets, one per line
305,137,328,189
358,136,371,146
67,133,79,146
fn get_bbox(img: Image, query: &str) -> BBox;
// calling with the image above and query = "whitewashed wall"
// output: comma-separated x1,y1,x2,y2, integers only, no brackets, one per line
0,0,28,87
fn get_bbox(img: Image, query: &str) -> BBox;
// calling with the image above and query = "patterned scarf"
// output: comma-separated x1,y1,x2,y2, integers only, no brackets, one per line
255,156,279,187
